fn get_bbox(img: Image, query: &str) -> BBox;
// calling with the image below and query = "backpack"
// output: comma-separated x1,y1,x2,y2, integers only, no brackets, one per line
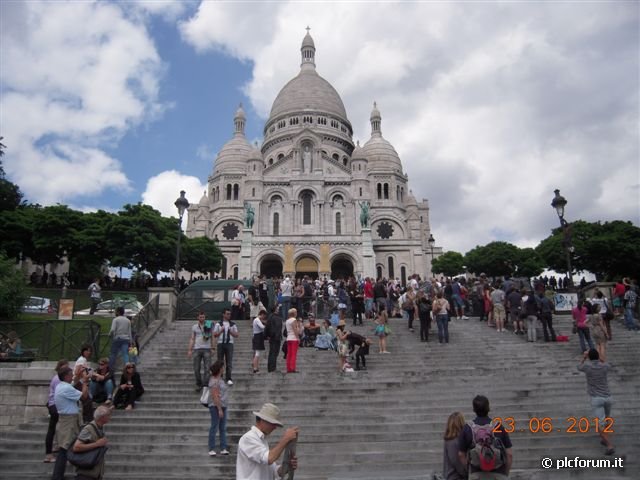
468,421,506,472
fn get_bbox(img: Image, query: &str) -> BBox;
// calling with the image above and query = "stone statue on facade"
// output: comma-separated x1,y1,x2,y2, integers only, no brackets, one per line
359,201,370,228
303,145,312,172
244,202,255,229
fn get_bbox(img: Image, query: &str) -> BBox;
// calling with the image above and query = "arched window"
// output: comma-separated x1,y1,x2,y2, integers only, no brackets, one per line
302,192,312,225
376,265,383,280
278,153,284,161
401,266,407,287
273,213,279,236
233,266,238,280
332,153,339,162
226,184,232,200
384,183,389,200
401,187,404,202
359,187,363,197
233,184,239,200
221,257,228,279
377,183,382,199
253,164,256,171
397,185,400,200
252,188,255,197
269,158,274,165
388,257,395,279
335,212,341,235
343,157,348,166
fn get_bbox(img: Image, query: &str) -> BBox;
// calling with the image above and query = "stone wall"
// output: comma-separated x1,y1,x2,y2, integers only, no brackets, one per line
0,362,56,431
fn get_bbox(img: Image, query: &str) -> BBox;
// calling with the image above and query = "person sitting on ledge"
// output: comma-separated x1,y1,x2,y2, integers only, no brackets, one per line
113,362,144,411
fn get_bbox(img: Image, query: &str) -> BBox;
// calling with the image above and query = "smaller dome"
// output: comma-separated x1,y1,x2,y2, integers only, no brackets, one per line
370,101,381,120
362,135,402,171
352,140,365,160
302,31,315,49
199,191,208,206
248,141,262,160
214,135,253,171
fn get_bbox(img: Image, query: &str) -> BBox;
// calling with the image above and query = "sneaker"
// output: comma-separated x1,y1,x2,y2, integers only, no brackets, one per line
409,328,414,332
456,316,461,321
462,316,469,320
208,450,216,456
227,379,234,386
220,449,230,455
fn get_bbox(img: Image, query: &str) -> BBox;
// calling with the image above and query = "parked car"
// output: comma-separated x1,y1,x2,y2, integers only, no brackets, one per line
76,298,144,317
22,297,56,313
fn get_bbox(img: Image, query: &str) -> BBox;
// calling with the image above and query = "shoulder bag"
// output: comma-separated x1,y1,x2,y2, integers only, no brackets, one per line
66,423,108,468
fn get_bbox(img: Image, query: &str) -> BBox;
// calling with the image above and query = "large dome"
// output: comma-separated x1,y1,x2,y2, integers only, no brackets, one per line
269,70,348,121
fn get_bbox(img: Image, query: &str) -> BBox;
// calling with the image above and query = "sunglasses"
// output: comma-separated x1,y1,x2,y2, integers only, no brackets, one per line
126,366,135,369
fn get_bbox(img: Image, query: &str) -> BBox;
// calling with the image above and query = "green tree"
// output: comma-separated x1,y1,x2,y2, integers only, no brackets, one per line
537,220,640,280
431,251,465,277
464,241,520,277
0,205,37,262
182,236,222,277
0,252,28,320
30,205,84,267
515,247,545,278
105,204,177,278
70,210,116,283
0,140,24,212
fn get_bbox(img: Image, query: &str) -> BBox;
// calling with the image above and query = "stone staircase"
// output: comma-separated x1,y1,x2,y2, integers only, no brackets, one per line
1,314,638,479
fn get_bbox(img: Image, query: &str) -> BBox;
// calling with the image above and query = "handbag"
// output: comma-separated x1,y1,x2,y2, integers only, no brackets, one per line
66,424,108,468
199,386,210,407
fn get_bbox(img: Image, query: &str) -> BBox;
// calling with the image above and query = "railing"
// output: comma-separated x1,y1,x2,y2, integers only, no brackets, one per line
0,320,102,362
131,294,160,340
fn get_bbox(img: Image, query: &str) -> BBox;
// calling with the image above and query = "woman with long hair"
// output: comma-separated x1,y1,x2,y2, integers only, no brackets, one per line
207,360,229,456
44,359,68,463
374,310,390,354
113,362,144,410
443,412,467,480
433,291,451,344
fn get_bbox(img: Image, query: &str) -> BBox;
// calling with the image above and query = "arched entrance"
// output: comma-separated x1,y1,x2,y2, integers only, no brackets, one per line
331,256,354,280
260,255,283,278
296,256,318,279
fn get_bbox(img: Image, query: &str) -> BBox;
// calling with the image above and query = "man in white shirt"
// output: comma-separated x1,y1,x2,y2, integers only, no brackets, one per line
236,403,298,480
213,308,239,385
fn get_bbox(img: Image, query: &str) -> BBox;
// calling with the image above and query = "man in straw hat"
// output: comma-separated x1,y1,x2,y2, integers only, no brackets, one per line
236,403,298,479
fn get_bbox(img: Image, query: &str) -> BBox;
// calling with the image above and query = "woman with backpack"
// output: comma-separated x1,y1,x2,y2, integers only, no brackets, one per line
416,290,432,342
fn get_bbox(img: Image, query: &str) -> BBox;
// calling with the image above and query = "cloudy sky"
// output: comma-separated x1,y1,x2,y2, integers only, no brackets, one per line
1,0,638,254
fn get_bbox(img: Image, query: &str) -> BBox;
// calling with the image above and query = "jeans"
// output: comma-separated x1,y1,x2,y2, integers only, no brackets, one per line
406,308,415,329
268,340,281,372
436,314,449,343
280,297,291,318
193,349,211,388
419,310,430,341
108,337,130,371
624,307,638,329
591,395,613,423
540,312,556,341
577,327,595,353
208,406,228,451
90,379,114,401
526,315,537,342
217,344,234,381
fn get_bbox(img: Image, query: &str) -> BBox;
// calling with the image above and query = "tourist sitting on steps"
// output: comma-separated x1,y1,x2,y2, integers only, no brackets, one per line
113,362,144,410
443,412,467,480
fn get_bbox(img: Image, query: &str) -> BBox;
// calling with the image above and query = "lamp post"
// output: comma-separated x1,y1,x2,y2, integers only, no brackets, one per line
551,189,574,289
174,190,190,290
428,233,435,277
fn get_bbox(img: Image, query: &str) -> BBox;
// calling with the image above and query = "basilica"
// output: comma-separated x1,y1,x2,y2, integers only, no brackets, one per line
186,31,439,282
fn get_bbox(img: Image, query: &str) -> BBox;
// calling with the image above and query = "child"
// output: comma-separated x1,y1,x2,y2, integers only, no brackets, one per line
336,323,349,371
374,310,390,353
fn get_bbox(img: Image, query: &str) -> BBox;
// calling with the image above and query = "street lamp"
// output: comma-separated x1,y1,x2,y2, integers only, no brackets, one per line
551,189,573,289
428,233,435,276
174,190,190,289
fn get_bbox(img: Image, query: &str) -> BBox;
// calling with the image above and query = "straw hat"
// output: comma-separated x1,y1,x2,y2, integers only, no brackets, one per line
252,403,283,426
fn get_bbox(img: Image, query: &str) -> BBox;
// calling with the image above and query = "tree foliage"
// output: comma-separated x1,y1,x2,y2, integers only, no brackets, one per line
536,220,640,280
0,142,24,212
464,241,521,278
515,247,545,278
105,204,178,278
0,252,28,320
182,236,222,276
431,251,465,277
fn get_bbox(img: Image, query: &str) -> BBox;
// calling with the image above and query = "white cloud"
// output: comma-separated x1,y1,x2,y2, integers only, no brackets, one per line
141,170,207,228
180,1,639,253
0,0,165,205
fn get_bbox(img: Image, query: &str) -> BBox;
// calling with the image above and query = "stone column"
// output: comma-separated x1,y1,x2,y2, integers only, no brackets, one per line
361,228,375,279
283,244,295,278
239,229,253,280
319,243,331,278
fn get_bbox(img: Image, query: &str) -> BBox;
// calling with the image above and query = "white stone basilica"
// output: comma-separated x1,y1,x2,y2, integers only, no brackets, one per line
186,31,440,281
